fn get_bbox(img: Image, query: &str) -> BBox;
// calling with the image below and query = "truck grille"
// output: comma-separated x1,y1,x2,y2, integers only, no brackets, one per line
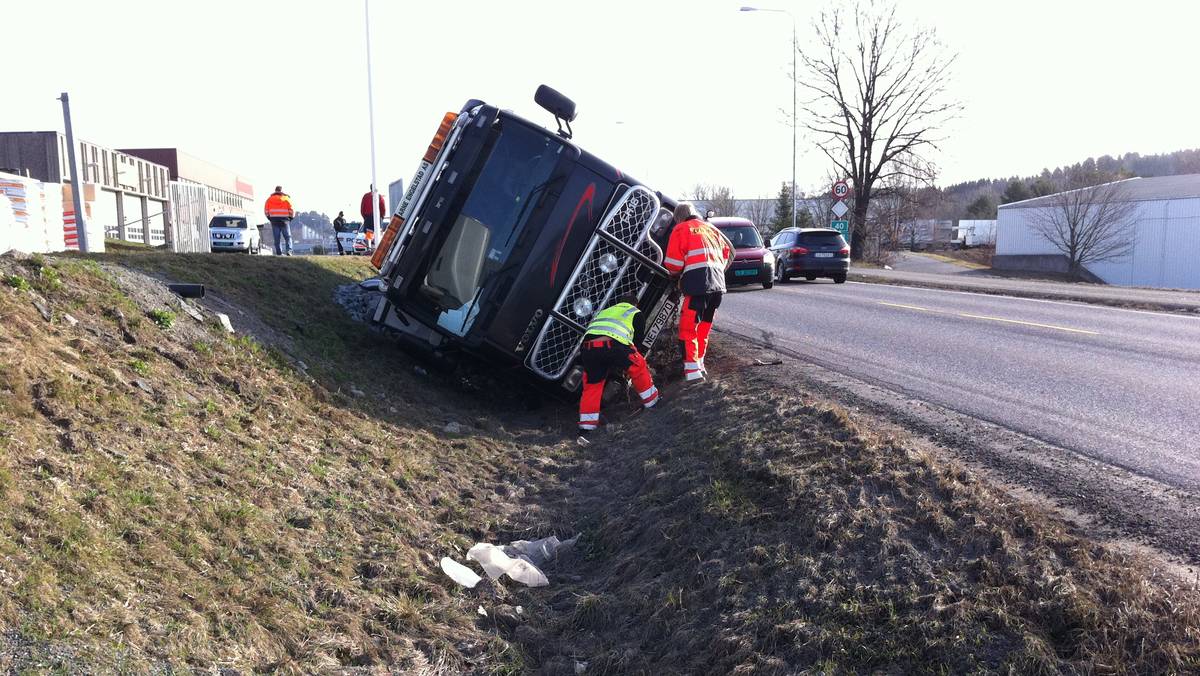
527,187,662,380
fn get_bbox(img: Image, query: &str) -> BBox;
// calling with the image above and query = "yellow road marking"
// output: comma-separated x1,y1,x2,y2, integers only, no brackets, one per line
877,302,1100,335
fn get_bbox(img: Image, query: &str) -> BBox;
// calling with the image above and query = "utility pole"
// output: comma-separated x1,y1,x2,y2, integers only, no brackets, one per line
58,92,89,252
364,0,381,236
789,18,796,231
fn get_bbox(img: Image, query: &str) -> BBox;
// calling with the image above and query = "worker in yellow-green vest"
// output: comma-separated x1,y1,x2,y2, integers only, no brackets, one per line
577,295,660,443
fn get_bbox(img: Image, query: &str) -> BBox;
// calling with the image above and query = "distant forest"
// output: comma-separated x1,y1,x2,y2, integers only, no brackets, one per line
934,148,1200,221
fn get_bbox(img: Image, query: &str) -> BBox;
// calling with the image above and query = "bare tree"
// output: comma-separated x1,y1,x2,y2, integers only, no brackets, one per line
708,186,739,218
742,197,774,232
1028,180,1136,278
688,184,714,203
690,184,739,218
798,1,960,259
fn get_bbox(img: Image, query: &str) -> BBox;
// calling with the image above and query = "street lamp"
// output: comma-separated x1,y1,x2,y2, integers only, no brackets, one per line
740,5,797,231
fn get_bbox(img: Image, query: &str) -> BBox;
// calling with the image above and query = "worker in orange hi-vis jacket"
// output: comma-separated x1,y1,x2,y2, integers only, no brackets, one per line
662,202,733,382
264,186,295,256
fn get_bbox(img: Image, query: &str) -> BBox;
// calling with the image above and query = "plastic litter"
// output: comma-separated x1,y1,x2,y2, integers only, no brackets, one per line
504,535,579,568
441,535,578,589
467,543,549,587
440,556,482,588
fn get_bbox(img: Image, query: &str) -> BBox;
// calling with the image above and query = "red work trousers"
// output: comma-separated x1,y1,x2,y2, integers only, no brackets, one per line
678,292,722,380
578,337,659,431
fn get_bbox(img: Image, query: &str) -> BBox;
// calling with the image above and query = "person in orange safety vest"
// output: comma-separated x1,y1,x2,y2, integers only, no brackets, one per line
264,186,295,256
576,295,660,444
662,202,732,382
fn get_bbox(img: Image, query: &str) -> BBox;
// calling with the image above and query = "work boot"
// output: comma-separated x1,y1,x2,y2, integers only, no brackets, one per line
576,429,591,447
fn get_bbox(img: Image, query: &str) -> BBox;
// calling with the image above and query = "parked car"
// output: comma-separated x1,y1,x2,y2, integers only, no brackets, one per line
712,217,774,290
336,221,377,255
769,227,850,283
209,215,261,254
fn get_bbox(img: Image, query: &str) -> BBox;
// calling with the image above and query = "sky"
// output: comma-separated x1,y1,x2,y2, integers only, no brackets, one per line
4,0,1200,217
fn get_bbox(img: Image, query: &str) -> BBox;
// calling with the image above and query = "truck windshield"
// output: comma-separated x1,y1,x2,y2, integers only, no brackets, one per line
423,123,563,336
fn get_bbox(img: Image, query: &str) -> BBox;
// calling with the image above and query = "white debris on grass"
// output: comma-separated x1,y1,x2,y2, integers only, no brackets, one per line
468,543,549,587
440,557,482,588
215,312,235,333
439,535,579,589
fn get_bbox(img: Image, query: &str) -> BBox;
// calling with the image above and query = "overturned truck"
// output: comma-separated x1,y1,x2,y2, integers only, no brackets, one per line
369,86,679,391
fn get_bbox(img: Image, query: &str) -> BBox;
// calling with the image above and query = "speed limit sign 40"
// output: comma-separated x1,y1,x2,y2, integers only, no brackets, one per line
832,180,851,199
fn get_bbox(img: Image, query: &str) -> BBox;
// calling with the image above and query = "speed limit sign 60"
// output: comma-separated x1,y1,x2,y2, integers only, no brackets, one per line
832,180,850,199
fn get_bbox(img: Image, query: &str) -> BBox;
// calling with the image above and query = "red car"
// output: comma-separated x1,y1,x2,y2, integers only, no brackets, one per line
712,217,775,290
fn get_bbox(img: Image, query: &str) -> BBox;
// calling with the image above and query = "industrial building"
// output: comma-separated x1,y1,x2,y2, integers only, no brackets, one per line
0,131,171,246
995,174,1200,289
119,147,256,222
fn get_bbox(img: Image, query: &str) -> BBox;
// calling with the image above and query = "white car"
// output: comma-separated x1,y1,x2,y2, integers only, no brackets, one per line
209,215,262,254
336,222,374,255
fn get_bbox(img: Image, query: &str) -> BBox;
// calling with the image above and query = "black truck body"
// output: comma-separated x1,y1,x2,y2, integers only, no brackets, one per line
370,91,679,391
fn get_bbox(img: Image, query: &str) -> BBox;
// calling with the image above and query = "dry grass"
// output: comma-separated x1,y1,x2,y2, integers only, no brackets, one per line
2,250,1198,673
508,351,1200,673
0,253,548,672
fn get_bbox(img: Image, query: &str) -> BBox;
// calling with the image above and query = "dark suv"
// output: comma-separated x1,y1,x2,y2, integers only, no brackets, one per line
768,228,850,283
712,217,774,290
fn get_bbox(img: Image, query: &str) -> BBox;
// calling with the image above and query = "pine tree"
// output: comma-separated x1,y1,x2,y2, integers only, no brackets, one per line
769,182,794,234
965,195,996,219
1000,179,1032,205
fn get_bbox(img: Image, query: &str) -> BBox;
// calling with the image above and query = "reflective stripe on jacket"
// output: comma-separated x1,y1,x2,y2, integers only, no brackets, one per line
265,192,294,219
664,218,731,296
584,302,640,345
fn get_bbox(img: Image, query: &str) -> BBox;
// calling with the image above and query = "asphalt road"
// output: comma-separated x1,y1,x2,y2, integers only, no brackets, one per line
718,280,1200,491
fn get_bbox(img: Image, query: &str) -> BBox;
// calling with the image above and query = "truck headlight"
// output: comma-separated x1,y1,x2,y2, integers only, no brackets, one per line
598,253,619,274
763,251,774,264
572,298,593,319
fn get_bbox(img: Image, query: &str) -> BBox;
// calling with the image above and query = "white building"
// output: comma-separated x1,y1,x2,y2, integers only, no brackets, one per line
995,174,1200,289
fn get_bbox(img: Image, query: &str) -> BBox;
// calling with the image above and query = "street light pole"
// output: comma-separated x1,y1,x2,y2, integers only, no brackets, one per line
740,6,797,231
364,0,380,236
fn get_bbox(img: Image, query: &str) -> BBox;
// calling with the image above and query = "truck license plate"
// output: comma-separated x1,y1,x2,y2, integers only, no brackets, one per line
735,269,758,276
814,252,834,258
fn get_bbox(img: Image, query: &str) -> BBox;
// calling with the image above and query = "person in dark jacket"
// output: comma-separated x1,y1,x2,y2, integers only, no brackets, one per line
332,211,348,255
662,202,732,382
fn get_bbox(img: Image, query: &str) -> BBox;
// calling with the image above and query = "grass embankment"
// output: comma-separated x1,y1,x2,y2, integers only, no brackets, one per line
1,251,1198,672
0,253,547,672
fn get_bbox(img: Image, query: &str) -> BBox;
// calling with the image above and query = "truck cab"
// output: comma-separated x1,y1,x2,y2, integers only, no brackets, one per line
370,86,678,390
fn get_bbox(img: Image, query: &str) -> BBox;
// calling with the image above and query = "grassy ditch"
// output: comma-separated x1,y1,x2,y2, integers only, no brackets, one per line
508,358,1200,672
0,251,1197,672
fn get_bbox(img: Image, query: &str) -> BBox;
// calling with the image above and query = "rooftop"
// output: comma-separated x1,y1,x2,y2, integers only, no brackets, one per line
999,174,1200,210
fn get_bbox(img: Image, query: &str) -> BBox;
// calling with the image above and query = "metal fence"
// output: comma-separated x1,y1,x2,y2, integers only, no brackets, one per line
168,181,210,253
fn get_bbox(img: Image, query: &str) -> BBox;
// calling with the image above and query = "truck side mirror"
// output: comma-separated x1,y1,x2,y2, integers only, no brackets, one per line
535,84,577,139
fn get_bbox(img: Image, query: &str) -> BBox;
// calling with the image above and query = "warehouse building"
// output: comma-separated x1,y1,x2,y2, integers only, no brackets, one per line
119,148,256,221
0,131,171,246
995,175,1200,289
